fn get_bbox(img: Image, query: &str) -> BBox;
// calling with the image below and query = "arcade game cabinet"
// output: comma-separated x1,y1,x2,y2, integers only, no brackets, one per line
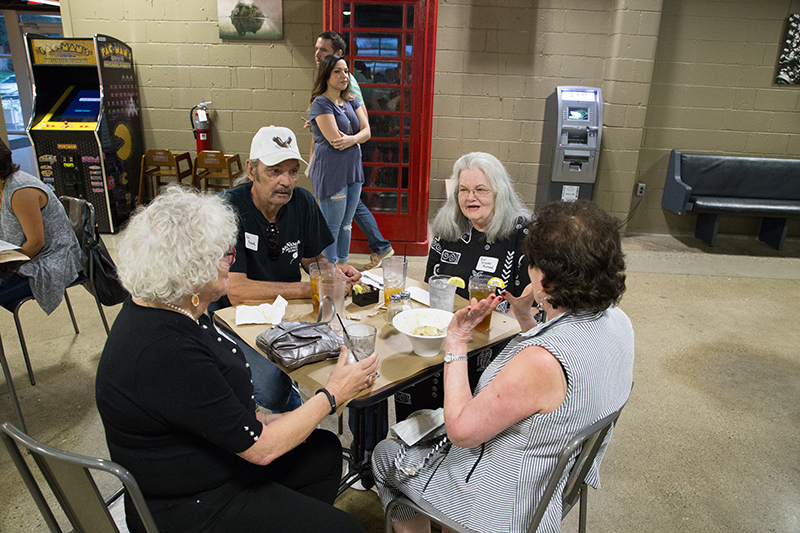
26,34,143,233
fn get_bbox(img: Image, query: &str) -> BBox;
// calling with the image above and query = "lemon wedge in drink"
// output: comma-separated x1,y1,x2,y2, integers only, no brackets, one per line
487,277,505,289
447,276,465,289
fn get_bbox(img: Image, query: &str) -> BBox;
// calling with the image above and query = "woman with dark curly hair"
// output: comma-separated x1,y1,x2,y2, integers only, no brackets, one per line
372,200,634,533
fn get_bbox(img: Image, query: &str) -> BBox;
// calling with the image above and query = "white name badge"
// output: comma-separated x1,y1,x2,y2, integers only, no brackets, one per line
476,256,498,273
245,232,259,251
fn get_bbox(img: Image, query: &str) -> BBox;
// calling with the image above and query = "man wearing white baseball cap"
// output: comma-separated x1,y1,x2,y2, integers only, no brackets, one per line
212,125,361,412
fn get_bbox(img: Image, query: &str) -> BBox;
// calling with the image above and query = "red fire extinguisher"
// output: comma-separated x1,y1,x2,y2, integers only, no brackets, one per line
190,99,212,152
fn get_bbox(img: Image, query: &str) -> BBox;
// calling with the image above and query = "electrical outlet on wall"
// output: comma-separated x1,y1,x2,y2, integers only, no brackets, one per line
636,183,646,196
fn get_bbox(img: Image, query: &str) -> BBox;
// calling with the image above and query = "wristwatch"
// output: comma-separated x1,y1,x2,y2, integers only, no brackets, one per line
444,352,468,363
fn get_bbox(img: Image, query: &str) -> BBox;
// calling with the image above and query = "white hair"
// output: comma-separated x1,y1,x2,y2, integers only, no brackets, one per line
431,152,532,243
117,185,238,304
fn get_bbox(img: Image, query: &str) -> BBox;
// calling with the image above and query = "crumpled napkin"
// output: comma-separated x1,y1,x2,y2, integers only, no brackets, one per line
235,295,288,326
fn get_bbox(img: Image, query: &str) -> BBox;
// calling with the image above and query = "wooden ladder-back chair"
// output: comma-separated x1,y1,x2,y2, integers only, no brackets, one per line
138,149,192,204
191,151,243,192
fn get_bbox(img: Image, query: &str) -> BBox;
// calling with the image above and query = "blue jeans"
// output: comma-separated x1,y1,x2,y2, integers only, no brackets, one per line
0,272,33,310
238,339,303,413
318,182,362,264
208,304,302,413
353,199,392,255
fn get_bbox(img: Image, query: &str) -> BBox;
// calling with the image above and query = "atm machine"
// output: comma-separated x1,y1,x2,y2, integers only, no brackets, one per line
26,34,143,233
536,86,603,206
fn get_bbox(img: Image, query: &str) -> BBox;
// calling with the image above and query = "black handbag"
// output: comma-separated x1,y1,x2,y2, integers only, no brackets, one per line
255,296,343,370
87,231,128,306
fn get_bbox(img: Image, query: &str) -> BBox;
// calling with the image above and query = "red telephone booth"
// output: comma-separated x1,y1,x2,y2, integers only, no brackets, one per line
324,0,438,255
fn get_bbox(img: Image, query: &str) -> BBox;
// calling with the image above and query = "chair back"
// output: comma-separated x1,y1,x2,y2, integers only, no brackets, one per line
525,402,627,532
191,151,243,191
60,196,95,274
138,149,193,203
1,422,159,533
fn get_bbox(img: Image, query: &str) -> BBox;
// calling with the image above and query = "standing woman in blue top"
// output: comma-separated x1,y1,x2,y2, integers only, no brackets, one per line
0,139,83,314
309,54,371,265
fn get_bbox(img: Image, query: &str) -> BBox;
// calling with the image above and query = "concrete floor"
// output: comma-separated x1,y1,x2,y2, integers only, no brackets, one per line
1,233,799,532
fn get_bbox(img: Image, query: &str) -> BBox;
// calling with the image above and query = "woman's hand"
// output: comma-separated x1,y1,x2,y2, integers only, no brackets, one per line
502,284,539,331
446,294,503,349
331,133,357,150
324,346,380,405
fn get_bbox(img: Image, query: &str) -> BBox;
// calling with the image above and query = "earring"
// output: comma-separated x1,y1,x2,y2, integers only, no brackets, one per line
191,294,200,307
536,290,548,310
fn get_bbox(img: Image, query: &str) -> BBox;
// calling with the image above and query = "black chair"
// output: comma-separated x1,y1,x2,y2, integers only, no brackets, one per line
3,197,110,386
384,402,628,533
1,421,158,533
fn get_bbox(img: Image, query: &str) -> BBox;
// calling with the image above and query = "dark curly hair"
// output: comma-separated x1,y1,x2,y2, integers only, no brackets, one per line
0,139,20,180
523,200,626,312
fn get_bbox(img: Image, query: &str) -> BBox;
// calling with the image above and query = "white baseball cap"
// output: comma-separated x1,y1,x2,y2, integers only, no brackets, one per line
249,125,308,166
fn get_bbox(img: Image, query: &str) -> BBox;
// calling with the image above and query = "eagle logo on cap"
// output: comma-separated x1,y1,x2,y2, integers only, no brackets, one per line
273,136,293,149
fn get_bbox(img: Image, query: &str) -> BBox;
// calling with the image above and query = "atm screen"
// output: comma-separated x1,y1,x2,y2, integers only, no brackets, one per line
54,89,101,122
568,107,589,121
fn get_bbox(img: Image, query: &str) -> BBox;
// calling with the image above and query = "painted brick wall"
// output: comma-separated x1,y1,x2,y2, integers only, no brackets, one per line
59,0,800,238
629,0,800,237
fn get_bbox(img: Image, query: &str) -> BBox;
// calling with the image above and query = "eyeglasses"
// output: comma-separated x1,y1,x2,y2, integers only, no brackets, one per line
222,246,236,266
458,187,494,199
267,223,281,260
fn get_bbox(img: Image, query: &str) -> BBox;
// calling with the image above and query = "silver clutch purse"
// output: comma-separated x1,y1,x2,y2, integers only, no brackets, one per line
255,296,343,370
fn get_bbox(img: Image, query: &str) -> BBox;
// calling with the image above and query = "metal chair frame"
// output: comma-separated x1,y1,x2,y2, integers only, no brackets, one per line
0,335,27,432
384,402,627,533
1,421,159,533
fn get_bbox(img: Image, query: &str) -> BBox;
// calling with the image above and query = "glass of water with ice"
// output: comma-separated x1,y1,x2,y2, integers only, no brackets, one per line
428,274,457,312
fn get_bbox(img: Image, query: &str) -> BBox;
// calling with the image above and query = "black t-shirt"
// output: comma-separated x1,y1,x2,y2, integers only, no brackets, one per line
95,299,262,498
215,183,333,308
425,216,531,311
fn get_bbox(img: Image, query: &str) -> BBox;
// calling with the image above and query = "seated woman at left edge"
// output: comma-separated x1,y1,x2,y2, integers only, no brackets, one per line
0,138,83,314
95,185,379,533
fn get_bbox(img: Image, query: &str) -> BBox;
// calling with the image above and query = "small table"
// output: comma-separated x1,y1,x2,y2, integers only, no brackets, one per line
213,276,520,492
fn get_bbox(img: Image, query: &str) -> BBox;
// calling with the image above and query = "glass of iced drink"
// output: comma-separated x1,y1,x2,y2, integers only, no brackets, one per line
382,256,407,306
468,274,494,331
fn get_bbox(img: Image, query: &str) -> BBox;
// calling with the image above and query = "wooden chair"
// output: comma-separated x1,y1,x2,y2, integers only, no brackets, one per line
191,151,243,192
138,149,192,204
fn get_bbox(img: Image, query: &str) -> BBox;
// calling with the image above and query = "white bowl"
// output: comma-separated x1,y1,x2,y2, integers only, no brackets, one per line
393,308,454,357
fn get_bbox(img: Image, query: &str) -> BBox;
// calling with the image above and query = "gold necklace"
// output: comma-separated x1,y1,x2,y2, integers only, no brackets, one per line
164,303,199,324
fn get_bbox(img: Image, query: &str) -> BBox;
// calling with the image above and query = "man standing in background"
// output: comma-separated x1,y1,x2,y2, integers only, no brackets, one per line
309,30,395,271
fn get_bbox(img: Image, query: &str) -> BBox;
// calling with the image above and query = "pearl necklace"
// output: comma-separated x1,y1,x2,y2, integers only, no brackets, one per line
164,303,199,324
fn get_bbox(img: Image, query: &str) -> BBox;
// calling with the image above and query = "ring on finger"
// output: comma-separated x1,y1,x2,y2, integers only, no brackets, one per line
467,311,473,317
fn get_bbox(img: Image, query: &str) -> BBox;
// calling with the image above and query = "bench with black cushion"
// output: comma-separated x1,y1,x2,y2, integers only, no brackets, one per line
661,150,800,249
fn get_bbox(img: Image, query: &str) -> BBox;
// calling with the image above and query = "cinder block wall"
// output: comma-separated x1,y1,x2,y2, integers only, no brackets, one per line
629,0,800,237
59,0,800,238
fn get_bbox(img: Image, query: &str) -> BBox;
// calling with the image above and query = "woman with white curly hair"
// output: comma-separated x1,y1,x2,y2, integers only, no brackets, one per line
95,186,377,533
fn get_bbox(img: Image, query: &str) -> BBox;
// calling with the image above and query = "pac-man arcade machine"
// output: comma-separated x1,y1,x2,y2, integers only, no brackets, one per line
26,34,143,233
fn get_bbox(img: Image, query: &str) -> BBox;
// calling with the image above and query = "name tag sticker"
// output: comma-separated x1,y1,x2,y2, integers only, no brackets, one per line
245,232,259,251
476,256,499,273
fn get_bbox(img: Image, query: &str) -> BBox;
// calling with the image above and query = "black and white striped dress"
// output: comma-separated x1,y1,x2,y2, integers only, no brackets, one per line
372,306,634,533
